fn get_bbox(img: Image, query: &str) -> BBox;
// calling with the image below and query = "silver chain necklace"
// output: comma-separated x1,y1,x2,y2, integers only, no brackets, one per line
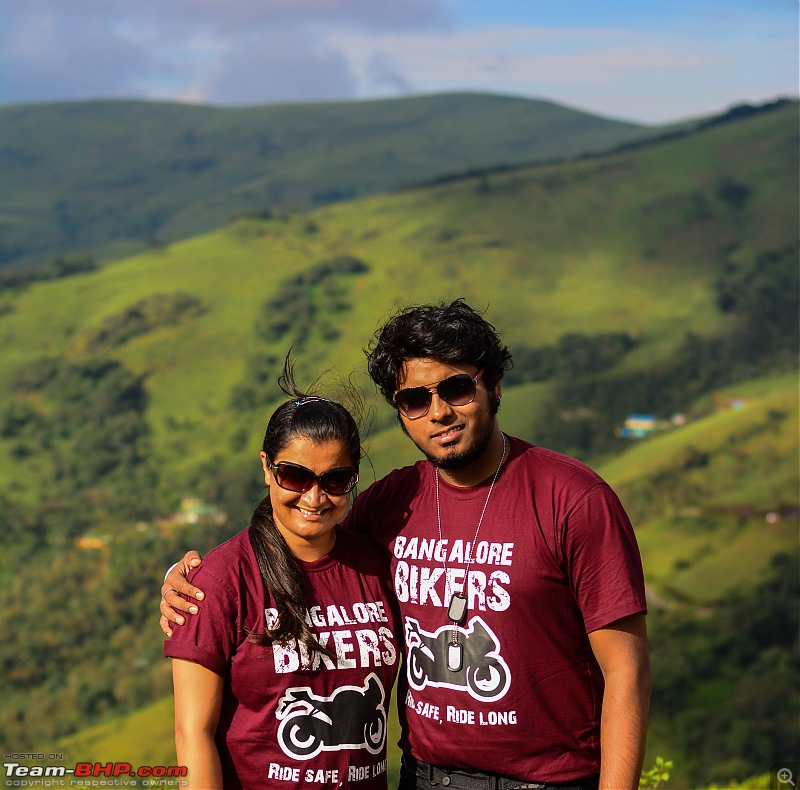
435,432,506,672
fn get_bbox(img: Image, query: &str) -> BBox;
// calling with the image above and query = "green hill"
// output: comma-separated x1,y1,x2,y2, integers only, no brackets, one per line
0,100,796,786
595,373,798,787
0,99,795,489
0,92,653,270
40,374,796,789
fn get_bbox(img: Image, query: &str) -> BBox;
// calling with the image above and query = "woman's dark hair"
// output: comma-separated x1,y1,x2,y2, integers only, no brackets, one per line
249,357,361,661
365,299,513,413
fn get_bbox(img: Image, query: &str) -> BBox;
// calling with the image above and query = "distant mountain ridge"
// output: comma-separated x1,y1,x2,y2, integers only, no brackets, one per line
0,92,654,269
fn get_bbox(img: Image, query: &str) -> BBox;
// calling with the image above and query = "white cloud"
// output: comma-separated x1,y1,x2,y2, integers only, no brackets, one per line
323,22,797,121
0,0,795,120
0,0,451,104
1,2,151,101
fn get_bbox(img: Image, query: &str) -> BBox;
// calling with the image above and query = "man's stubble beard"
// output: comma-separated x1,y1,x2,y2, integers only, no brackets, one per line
401,414,497,471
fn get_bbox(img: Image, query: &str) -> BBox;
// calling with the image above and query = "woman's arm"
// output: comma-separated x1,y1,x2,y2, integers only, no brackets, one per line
172,658,224,790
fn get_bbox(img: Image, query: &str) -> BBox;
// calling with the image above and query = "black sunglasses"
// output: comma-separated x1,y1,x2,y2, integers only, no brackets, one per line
392,369,485,420
267,459,359,496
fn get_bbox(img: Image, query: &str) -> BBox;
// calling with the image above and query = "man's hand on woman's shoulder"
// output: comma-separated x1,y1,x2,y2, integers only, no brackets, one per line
160,550,205,637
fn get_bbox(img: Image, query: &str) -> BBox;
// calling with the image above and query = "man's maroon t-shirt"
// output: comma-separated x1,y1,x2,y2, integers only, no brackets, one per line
344,435,646,784
165,526,400,789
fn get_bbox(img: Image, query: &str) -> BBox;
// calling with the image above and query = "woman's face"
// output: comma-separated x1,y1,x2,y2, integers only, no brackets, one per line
260,436,355,561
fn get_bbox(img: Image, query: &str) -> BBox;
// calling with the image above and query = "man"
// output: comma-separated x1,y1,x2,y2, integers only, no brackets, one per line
161,299,650,790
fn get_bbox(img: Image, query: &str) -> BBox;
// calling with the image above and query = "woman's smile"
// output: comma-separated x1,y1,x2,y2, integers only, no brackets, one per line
260,437,354,561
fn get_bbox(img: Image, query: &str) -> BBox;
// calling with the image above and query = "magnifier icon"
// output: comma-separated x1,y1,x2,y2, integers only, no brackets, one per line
778,768,796,786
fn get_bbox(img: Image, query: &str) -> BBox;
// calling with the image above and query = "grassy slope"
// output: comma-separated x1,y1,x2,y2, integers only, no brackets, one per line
0,93,651,269
602,376,799,787
602,372,798,603
3,104,797,781
0,102,795,496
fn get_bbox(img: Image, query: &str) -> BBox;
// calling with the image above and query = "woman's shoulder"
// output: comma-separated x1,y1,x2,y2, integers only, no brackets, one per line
187,528,255,587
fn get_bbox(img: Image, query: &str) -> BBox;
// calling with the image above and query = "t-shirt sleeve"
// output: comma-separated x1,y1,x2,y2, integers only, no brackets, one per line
343,479,406,558
561,482,647,633
163,567,240,677
343,467,420,549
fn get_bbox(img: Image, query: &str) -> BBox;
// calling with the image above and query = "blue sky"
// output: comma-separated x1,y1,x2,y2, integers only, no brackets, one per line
0,0,796,123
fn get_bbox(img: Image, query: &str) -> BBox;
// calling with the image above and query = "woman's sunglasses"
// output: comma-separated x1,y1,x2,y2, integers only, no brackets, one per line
392,369,485,420
267,459,359,496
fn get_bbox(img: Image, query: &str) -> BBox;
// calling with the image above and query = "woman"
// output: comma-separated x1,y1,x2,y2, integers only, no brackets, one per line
165,374,400,789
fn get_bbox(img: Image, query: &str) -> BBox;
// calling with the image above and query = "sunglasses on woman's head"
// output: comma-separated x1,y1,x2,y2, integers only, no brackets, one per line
392,368,485,420
267,459,359,496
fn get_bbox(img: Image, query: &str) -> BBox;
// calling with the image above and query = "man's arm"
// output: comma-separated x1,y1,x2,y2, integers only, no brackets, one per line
172,658,224,790
160,551,205,637
588,613,651,790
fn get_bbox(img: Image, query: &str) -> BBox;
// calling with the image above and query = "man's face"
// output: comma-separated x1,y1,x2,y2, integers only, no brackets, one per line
395,357,501,470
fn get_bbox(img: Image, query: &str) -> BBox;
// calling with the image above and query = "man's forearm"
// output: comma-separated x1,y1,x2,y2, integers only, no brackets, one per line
598,666,651,790
588,614,651,790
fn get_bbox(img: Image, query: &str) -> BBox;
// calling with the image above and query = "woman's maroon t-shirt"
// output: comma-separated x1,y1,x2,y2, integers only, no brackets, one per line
165,526,400,789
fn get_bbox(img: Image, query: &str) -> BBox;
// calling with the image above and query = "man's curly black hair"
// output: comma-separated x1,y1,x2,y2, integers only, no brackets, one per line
365,299,513,413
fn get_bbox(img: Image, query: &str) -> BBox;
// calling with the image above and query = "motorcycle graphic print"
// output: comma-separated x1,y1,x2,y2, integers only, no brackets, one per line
276,673,387,760
405,616,510,702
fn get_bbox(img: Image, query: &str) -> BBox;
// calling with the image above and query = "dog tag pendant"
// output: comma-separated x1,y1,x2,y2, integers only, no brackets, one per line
447,640,463,672
447,592,467,623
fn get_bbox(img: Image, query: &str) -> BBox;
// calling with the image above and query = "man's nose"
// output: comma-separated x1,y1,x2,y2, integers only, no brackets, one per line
428,392,455,420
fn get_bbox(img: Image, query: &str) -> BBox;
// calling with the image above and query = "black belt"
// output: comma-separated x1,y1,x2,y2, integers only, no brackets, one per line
401,755,599,790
